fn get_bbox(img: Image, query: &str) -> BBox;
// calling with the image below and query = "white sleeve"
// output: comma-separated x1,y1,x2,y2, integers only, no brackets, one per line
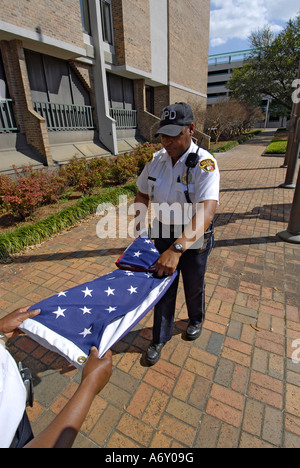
0,345,27,448
137,164,150,195
195,168,220,203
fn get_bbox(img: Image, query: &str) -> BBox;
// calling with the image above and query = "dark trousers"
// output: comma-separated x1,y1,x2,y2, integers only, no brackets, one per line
152,226,214,344
10,411,34,448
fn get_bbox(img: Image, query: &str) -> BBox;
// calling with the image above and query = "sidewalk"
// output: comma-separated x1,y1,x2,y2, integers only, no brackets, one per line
1,129,300,448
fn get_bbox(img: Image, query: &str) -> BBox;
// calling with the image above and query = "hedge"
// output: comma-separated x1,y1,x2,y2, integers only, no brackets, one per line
0,183,138,260
212,130,262,153
264,139,288,155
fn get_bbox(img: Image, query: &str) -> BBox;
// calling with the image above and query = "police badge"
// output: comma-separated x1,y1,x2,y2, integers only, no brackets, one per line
199,159,216,172
182,170,192,185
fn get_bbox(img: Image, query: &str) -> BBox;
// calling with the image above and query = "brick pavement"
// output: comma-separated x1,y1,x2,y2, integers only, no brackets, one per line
1,129,300,448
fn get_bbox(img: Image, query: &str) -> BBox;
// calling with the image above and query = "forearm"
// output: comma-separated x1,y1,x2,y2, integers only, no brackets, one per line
24,381,96,449
155,200,217,277
176,200,217,251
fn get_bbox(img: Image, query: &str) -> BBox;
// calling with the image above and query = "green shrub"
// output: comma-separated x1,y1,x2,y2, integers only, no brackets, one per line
0,184,138,259
264,139,288,154
58,142,161,193
0,142,161,223
0,165,65,219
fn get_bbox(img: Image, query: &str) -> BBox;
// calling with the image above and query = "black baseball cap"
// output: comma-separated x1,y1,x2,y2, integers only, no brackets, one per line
155,102,194,137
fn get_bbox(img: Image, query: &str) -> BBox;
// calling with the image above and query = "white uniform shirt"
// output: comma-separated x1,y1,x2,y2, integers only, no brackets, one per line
0,339,27,448
137,141,220,225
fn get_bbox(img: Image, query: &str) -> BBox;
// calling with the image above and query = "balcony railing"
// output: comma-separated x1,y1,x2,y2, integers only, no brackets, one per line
110,108,137,129
33,101,95,131
0,99,18,133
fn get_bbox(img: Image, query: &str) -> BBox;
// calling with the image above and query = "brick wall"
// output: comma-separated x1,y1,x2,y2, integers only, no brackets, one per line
111,0,126,65
111,0,151,73
1,0,84,49
168,0,210,96
169,86,207,131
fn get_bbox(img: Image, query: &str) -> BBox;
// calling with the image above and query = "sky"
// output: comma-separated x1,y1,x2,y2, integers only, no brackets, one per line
209,0,299,56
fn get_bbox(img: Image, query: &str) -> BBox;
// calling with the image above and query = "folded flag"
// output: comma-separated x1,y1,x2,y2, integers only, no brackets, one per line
116,235,160,272
19,237,176,368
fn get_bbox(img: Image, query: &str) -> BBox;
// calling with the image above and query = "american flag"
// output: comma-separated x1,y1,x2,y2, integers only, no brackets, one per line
116,235,160,271
19,237,177,368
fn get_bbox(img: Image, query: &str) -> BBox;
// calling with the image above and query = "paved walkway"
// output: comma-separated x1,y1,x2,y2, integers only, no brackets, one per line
1,129,300,448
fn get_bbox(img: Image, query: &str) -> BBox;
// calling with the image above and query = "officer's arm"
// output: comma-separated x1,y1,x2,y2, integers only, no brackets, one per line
133,191,150,237
179,199,217,250
155,200,217,277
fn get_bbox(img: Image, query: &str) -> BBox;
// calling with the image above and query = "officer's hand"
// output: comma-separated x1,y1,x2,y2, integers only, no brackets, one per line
155,249,181,277
0,307,41,339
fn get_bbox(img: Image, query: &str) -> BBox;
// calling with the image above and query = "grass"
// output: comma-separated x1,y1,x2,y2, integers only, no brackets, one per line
211,130,262,153
264,138,288,155
0,183,138,260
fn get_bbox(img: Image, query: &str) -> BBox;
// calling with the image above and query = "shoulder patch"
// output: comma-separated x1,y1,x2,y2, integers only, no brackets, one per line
199,159,216,172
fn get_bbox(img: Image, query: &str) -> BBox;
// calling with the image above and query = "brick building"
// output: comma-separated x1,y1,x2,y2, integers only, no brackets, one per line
0,0,210,170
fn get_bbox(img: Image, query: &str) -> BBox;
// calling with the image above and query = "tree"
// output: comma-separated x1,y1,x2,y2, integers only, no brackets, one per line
204,98,263,143
228,14,300,113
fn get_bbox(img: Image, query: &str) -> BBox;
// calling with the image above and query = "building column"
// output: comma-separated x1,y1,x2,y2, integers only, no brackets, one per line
0,40,53,166
88,0,118,155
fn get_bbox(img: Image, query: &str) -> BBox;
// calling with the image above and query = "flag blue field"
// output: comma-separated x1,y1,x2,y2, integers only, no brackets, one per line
116,235,160,271
20,237,177,368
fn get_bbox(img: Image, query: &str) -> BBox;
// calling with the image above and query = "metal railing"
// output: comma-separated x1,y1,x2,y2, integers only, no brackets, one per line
110,108,137,129
33,101,95,131
0,99,18,133
208,49,254,66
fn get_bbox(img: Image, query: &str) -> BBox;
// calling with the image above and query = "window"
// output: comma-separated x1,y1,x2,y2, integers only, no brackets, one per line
0,51,17,132
107,74,134,110
0,51,9,100
80,0,91,35
101,0,113,45
146,86,155,115
25,50,91,107
25,51,94,131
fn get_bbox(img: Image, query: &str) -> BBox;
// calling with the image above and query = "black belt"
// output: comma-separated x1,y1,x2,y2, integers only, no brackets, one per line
158,222,214,237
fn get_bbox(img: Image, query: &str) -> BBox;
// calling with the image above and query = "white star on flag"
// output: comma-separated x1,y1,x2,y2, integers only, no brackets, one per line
105,286,115,296
133,251,142,258
82,287,93,298
52,306,66,319
106,306,117,314
79,327,92,338
127,285,138,295
57,291,67,297
80,306,92,315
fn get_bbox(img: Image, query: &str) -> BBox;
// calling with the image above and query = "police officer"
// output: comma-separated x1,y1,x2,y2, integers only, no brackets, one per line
134,102,220,365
